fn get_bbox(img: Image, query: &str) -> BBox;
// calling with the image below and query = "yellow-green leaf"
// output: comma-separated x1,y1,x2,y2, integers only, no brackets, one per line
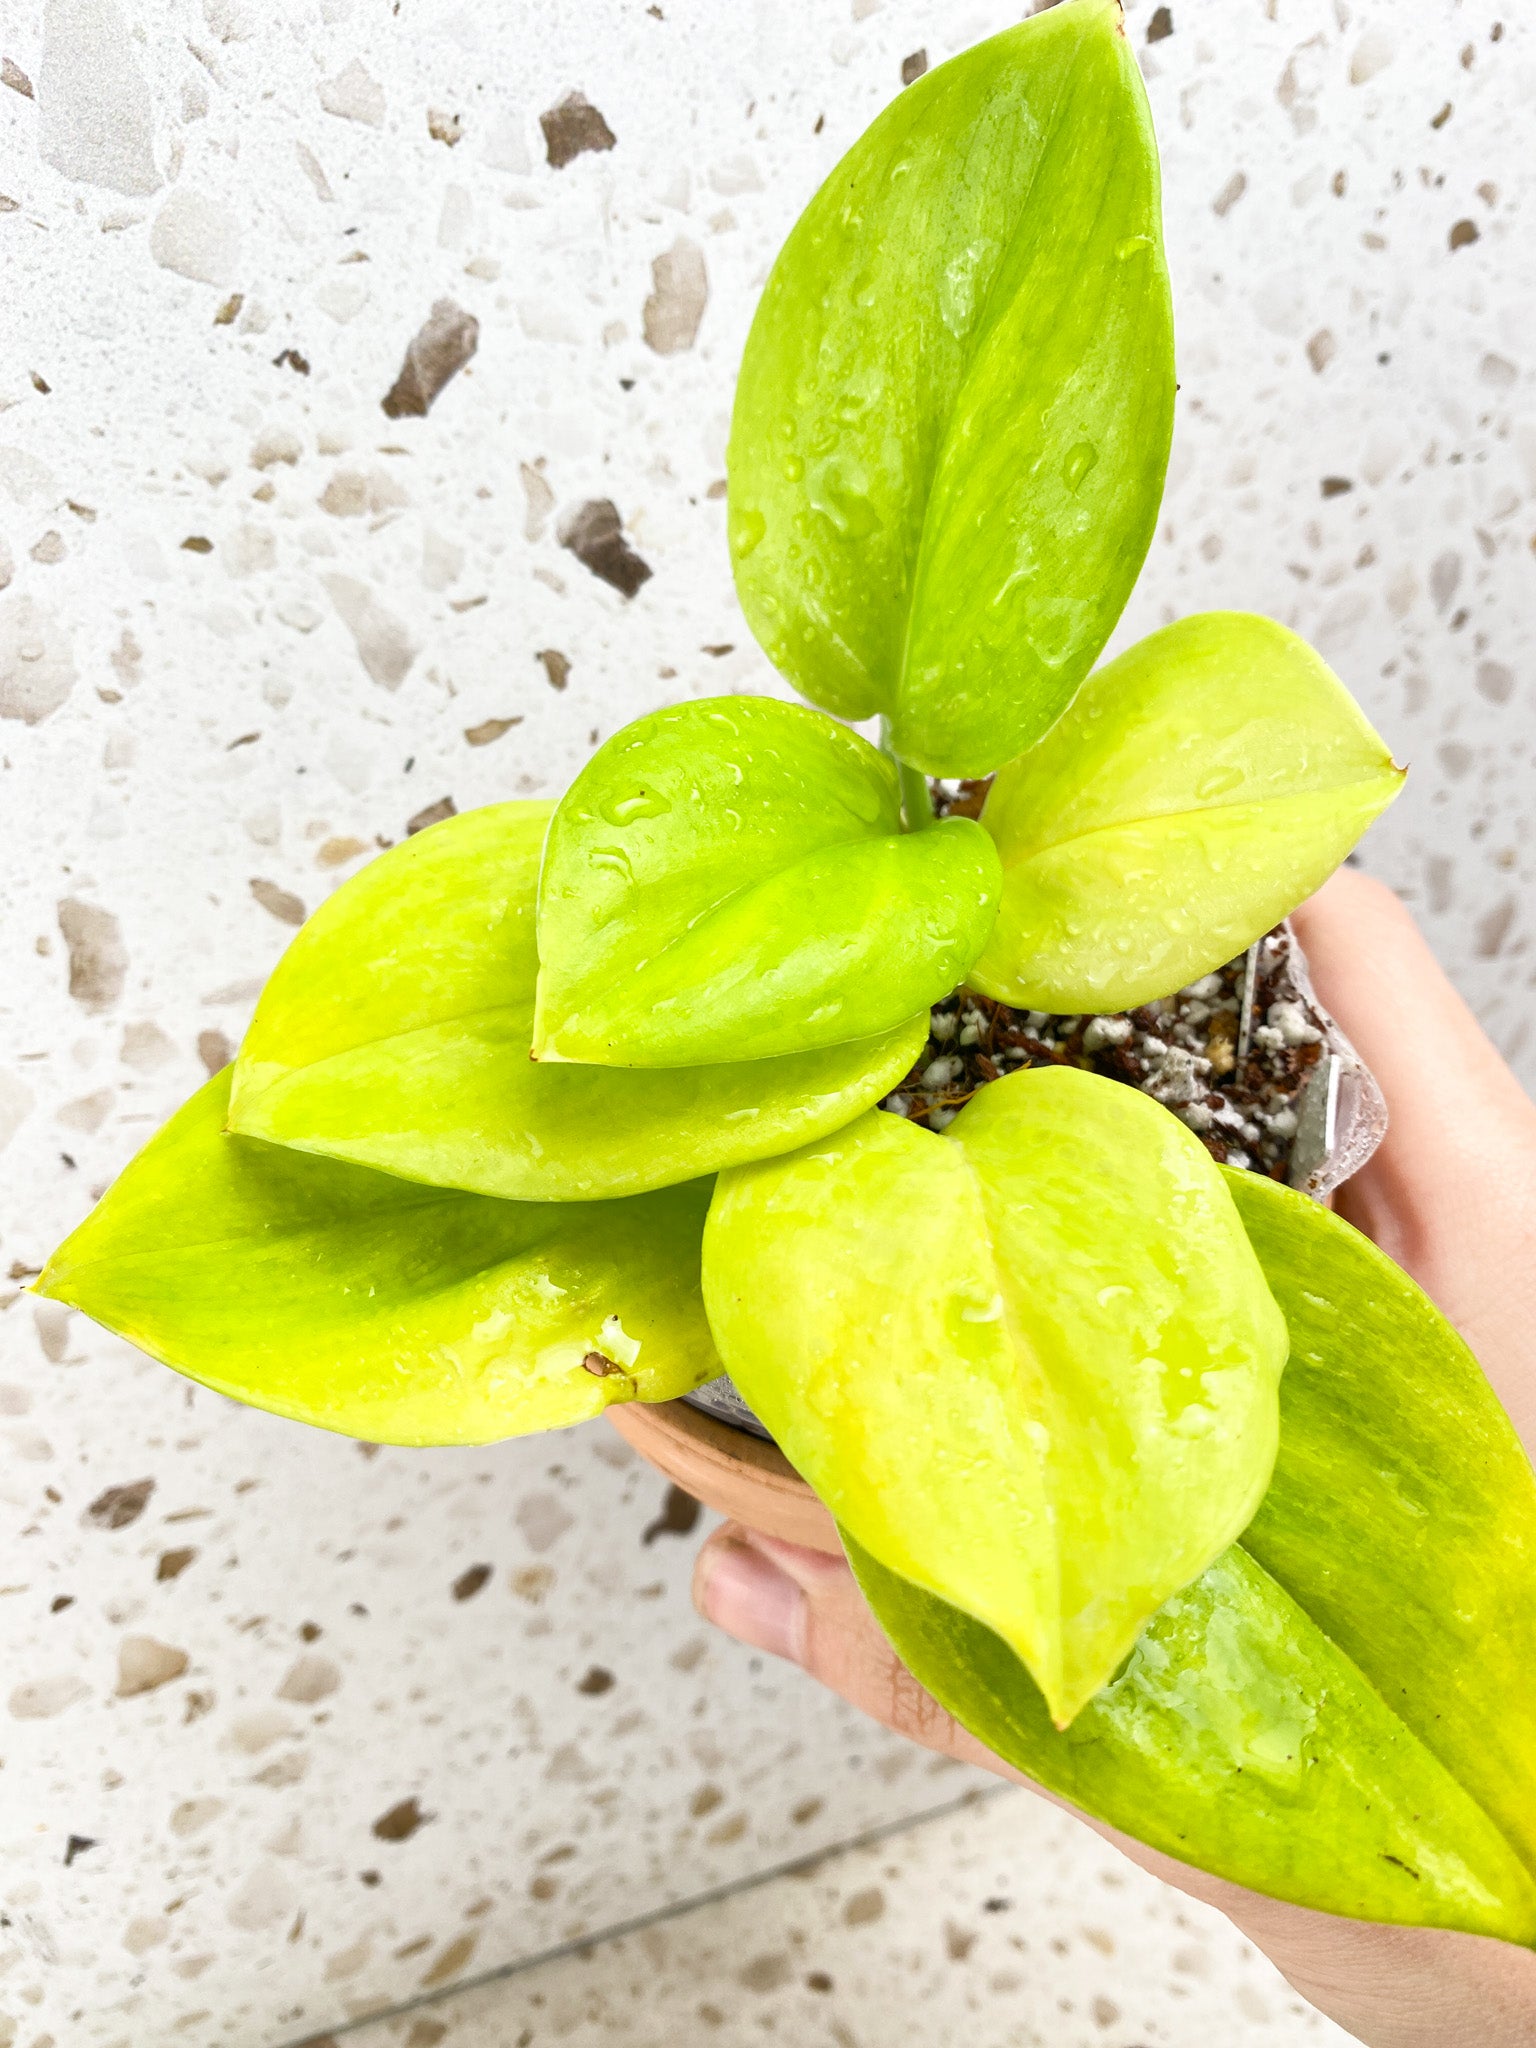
703,1068,1287,1727
727,0,1175,776
971,613,1405,1013
37,1072,721,1445
533,699,999,1068
846,1174,1536,1943
231,800,926,1201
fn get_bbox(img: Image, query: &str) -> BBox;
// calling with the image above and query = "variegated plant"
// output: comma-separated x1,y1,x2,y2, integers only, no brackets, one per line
39,0,1536,1948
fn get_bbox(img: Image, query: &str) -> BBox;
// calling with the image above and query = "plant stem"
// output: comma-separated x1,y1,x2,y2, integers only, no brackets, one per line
880,718,936,831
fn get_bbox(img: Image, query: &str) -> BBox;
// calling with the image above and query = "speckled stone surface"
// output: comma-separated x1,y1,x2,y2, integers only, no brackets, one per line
0,0,1531,2042
335,1789,1356,2048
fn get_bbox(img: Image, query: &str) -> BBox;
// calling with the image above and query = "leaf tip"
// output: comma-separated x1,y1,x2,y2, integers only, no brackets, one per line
28,1253,70,1309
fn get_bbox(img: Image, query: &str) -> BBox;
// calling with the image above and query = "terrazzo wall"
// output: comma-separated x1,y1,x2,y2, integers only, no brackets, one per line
1,0,1531,2040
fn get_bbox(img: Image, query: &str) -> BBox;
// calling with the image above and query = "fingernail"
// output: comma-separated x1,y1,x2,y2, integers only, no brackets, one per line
694,1537,805,1663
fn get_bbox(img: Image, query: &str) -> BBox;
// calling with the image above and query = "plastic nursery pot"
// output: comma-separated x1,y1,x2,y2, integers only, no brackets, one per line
608,919,1387,1557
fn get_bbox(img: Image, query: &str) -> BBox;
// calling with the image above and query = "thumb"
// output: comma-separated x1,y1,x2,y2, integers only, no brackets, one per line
694,1522,1536,2048
693,1523,1014,1776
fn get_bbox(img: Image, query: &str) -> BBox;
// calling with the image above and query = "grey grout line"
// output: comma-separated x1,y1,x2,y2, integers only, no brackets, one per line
279,1780,1013,2047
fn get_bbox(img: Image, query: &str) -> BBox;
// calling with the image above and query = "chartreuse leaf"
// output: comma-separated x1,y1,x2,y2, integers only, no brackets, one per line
845,1174,1536,1944
1228,1170,1536,1905
533,698,1000,1069
727,0,1175,777
229,801,925,1202
971,613,1405,1014
703,1067,1287,1728
36,1071,721,1445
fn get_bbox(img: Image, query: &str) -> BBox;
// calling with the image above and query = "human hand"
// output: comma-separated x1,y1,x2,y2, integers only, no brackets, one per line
693,868,1536,2047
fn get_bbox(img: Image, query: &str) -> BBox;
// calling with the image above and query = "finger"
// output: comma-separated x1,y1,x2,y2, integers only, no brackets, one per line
1292,867,1536,1193
695,1523,1536,2048
1290,867,1536,1450
692,1523,1023,1781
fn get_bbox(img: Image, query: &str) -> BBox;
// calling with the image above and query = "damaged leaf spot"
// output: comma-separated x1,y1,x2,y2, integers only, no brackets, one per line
381,299,479,419
372,1795,432,1842
580,1350,624,1377
84,1477,155,1529
558,500,652,599
250,879,306,927
642,1483,701,1545
540,91,616,170
406,797,457,837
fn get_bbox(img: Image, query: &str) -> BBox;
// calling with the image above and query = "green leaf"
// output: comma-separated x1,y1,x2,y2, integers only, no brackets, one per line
727,0,1175,777
231,800,926,1202
37,1071,721,1445
1229,1169,1536,1908
971,613,1405,1013
533,699,1000,1068
846,1173,1536,1944
703,1068,1287,1727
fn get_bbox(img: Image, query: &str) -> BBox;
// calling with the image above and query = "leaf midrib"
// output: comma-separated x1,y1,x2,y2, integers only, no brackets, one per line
1229,1530,1536,1891
577,818,907,994
990,774,1396,877
893,31,1088,712
42,1183,506,1282
237,1000,534,1100
949,1131,1068,1718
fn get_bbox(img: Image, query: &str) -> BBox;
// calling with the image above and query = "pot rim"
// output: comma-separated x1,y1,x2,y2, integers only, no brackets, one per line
606,1398,838,1554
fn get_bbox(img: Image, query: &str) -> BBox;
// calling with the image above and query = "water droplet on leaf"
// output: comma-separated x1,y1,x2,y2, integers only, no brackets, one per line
1062,441,1099,492
730,507,767,560
601,788,672,826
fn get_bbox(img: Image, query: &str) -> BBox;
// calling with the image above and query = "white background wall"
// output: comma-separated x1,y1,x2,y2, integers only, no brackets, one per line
0,0,1530,2041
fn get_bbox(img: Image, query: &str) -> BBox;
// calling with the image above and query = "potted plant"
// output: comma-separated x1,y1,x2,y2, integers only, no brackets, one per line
37,0,1536,1952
